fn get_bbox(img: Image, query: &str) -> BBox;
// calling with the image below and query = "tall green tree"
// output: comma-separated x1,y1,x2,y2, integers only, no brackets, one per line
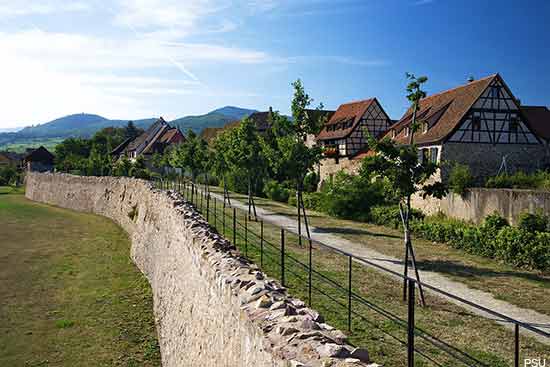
362,74,447,305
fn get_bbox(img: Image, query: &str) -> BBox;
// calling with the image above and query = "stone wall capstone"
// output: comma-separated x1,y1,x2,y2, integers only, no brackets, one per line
25,172,372,367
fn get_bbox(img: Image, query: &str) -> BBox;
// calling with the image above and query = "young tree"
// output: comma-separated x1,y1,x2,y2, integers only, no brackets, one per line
211,131,232,207
169,130,208,202
225,118,266,219
362,74,447,305
267,79,327,245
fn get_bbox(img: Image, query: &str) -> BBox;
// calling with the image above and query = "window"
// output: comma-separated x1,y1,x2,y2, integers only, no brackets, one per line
430,147,438,163
404,127,410,137
491,86,500,98
422,122,429,134
472,116,481,131
391,129,396,138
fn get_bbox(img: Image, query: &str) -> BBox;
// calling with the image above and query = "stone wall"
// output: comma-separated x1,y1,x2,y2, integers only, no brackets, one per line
319,157,362,185
412,187,550,225
441,142,547,184
25,173,371,367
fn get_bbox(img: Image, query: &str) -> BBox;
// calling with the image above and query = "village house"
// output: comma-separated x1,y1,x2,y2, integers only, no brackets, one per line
24,146,55,172
521,105,550,158
385,74,546,183
315,98,392,183
114,117,184,164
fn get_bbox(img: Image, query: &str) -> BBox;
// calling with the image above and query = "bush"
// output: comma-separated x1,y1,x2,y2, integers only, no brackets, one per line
302,192,323,210
319,172,387,221
370,205,425,229
448,163,473,195
485,170,550,190
517,211,549,233
264,180,291,203
0,166,19,186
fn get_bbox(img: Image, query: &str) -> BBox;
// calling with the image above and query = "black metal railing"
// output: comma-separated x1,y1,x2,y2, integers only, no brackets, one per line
153,177,550,367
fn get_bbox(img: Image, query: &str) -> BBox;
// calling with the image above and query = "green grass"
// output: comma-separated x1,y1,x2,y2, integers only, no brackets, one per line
0,188,160,367
207,186,550,318
0,137,64,153
180,184,550,367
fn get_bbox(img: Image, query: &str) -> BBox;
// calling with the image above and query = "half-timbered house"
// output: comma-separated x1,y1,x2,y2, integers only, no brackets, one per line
316,98,392,183
385,74,546,182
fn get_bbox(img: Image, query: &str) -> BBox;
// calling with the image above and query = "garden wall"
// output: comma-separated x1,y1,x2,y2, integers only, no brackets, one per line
25,172,370,367
412,187,550,225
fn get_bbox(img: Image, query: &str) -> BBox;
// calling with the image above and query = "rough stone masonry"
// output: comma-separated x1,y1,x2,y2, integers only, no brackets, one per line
25,173,374,367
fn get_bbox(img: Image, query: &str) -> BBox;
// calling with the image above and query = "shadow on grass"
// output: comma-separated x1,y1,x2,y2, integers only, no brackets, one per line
313,226,401,239
373,257,550,285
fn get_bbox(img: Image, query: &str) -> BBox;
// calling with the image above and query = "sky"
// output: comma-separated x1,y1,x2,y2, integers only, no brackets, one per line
1,0,549,129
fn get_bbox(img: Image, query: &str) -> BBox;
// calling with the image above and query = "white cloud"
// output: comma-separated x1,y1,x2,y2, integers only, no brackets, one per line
0,0,91,17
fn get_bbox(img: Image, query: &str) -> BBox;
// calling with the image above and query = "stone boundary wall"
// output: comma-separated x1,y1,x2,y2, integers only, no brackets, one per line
412,187,550,225
25,173,371,367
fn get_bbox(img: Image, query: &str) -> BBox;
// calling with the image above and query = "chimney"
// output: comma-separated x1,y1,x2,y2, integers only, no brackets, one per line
467,76,475,83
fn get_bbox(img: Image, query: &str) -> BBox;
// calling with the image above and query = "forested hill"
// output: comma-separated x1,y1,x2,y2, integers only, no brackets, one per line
0,106,257,150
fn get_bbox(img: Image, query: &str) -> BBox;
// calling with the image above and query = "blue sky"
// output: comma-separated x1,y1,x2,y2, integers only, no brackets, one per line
1,0,549,128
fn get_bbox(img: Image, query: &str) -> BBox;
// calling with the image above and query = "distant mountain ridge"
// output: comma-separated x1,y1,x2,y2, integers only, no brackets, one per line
0,106,257,150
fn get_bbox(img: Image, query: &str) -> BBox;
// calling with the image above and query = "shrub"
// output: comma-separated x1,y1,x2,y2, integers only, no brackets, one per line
371,205,425,229
485,170,550,190
319,172,387,221
264,180,291,203
302,192,323,210
448,163,474,195
517,211,549,233
0,166,19,186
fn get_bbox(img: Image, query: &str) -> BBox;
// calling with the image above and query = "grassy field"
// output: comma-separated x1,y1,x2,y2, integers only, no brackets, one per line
0,188,160,367
179,185,549,366
207,186,550,318
0,137,64,153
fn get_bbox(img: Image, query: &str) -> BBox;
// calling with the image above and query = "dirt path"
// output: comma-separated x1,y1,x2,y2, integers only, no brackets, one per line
206,190,550,345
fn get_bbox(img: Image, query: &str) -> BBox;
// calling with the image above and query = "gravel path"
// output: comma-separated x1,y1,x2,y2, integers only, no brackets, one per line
206,190,550,345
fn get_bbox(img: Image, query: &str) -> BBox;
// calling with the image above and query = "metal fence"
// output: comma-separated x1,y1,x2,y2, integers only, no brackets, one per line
154,177,550,367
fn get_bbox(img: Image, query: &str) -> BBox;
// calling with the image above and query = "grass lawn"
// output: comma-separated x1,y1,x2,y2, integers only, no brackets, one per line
207,186,550,318
182,186,550,367
0,188,160,367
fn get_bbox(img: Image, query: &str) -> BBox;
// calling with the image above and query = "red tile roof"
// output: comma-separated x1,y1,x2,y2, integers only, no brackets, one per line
385,74,498,145
317,99,376,140
522,106,550,141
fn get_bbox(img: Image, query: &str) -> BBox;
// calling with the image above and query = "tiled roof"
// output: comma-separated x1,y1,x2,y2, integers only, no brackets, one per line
127,117,169,154
316,99,376,140
522,106,550,140
385,74,498,145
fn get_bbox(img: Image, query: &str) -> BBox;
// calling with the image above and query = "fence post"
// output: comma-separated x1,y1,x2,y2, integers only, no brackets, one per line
347,255,352,331
244,214,248,258
308,240,313,307
281,228,285,287
515,324,519,367
233,207,236,246
206,194,210,223
260,220,264,268
213,196,217,228
223,203,226,236
407,280,415,367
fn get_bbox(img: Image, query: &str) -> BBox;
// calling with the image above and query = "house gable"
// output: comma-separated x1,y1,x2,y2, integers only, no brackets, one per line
346,99,391,155
447,76,540,144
